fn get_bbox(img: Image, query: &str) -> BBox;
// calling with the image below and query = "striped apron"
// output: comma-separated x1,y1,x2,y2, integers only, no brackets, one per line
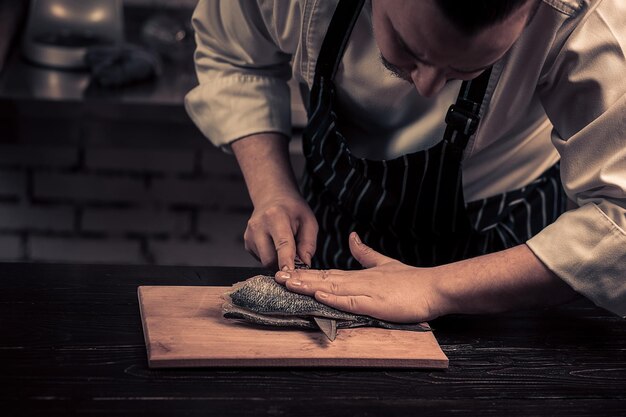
301,0,566,269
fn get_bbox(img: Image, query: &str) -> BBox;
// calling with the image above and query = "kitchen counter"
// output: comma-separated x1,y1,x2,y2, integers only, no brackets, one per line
0,6,204,149
0,7,198,121
0,5,306,147
2,262,625,416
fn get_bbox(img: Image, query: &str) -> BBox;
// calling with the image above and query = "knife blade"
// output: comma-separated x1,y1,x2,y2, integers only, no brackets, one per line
313,316,337,341
293,255,310,270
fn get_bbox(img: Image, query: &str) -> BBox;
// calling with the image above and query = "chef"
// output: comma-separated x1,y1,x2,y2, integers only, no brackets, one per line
185,0,626,323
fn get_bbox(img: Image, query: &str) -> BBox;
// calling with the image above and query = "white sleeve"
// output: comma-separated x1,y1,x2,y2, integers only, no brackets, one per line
184,0,302,150
527,1,626,317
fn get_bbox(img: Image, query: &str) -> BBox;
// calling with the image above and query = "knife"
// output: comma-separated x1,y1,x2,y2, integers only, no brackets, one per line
313,316,338,341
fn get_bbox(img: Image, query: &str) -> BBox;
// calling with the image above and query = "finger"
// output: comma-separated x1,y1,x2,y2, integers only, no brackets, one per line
275,267,340,285
281,271,350,297
243,230,262,264
295,217,318,267
348,232,394,268
315,291,372,315
245,245,262,264
274,268,305,286
245,220,278,268
267,214,297,271
255,233,279,269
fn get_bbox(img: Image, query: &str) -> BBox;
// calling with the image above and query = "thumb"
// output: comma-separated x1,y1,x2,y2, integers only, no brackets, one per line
348,232,393,268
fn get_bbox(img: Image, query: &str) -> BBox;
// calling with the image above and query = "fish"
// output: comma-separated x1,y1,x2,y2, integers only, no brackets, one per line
221,275,431,341
291,257,340,339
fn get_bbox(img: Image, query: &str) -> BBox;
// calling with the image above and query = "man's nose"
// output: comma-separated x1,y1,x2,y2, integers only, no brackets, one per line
411,64,447,98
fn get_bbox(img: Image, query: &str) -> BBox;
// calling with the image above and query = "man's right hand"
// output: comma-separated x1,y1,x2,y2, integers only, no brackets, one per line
244,194,318,270
231,132,317,270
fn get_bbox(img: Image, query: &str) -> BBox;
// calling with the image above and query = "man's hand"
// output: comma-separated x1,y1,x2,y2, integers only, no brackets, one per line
231,132,318,270
275,232,444,322
244,194,318,270
275,232,579,322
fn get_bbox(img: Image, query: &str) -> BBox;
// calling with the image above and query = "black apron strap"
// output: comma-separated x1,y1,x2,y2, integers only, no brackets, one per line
443,67,493,149
309,0,365,107
430,67,493,236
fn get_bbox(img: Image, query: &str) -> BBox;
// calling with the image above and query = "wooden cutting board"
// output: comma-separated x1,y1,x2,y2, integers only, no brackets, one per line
138,286,449,369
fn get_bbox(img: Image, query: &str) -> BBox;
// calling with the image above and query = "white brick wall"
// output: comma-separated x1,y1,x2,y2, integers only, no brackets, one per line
0,171,26,199
0,145,78,168
150,238,258,267
85,148,196,174
0,142,305,266
0,236,22,260
0,205,74,232
151,177,252,209
30,236,144,264
34,173,151,204
82,208,189,235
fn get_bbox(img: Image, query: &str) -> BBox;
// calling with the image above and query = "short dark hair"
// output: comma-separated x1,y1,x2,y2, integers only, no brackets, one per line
435,0,537,36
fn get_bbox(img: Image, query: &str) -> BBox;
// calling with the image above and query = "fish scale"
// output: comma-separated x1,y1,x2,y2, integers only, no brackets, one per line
222,275,431,341
228,275,360,320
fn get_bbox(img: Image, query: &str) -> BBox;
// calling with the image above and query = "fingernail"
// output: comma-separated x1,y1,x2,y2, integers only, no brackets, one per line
353,233,362,245
289,279,302,286
276,271,291,279
317,292,328,299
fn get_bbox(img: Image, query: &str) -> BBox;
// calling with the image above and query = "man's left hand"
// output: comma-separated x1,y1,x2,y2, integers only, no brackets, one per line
274,232,446,323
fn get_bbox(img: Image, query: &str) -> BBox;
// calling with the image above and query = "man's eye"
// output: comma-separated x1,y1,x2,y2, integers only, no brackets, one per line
379,54,412,83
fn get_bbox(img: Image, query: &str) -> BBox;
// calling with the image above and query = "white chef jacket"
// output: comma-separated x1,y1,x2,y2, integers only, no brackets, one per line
185,0,626,317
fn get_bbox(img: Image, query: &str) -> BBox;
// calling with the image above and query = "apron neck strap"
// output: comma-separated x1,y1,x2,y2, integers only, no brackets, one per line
312,0,365,86
443,67,493,150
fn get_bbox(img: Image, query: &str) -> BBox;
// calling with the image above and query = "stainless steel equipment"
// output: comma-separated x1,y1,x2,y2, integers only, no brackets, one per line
22,0,124,69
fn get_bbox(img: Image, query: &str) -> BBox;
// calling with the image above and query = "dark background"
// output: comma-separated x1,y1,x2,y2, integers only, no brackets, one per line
0,0,305,267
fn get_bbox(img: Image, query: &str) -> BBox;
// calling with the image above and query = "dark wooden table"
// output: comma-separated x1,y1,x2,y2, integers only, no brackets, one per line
1,263,625,416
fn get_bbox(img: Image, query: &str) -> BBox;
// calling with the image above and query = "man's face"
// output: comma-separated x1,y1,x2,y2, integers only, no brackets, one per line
371,0,535,97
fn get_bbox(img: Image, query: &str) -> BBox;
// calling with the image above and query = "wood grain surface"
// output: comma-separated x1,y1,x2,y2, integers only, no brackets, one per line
138,286,448,368
3,263,626,417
